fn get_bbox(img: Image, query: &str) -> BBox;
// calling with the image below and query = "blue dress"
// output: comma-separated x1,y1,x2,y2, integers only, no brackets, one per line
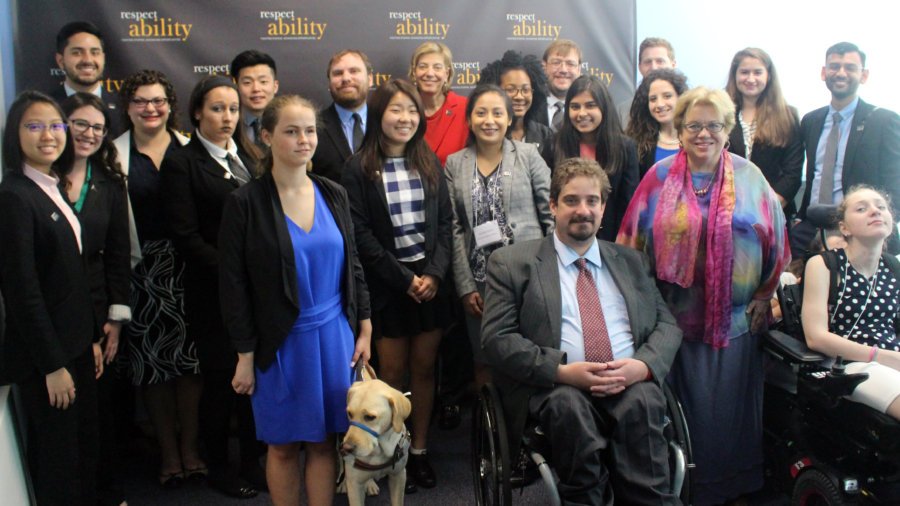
251,183,354,444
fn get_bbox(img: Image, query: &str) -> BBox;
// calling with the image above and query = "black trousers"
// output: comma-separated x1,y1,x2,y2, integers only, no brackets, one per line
18,346,98,506
200,367,263,474
528,382,678,506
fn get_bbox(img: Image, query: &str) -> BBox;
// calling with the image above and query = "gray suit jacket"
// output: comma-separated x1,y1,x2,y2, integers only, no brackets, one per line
481,236,683,455
445,139,553,296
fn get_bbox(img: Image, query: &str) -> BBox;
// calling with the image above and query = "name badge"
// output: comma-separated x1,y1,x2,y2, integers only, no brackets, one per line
474,220,503,249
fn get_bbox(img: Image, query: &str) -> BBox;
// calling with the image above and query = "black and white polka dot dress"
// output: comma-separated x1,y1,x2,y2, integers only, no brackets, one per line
828,249,899,351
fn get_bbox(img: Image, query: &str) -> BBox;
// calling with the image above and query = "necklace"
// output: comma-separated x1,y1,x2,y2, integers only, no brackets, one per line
658,136,679,146
692,172,716,196
830,255,880,337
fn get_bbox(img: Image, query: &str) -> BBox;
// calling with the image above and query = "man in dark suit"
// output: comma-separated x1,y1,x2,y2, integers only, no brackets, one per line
49,21,123,136
310,49,373,183
792,41,900,255
533,40,582,131
482,158,682,506
230,49,279,148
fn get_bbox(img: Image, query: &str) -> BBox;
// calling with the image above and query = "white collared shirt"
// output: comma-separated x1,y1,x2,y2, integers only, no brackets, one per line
195,130,247,178
23,164,82,253
64,82,103,99
553,234,635,363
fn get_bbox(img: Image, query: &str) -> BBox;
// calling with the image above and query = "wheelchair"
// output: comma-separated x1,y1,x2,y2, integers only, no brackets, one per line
762,207,900,505
471,381,693,505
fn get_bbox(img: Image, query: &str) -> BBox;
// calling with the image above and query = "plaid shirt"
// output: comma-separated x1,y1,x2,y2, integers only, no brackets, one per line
383,157,426,262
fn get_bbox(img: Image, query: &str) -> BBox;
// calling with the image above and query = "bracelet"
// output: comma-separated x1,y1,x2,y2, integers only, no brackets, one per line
868,345,877,362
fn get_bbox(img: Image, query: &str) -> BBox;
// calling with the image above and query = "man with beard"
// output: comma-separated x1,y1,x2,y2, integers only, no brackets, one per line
230,50,279,148
481,158,682,506
535,39,582,131
792,42,900,255
311,49,373,183
49,21,123,136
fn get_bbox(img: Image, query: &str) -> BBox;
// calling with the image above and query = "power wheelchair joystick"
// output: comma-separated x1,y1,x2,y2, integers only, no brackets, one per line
811,356,869,404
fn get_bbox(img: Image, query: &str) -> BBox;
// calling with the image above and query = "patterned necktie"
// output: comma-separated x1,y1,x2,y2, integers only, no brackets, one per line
352,112,364,152
250,118,262,146
575,258,614,363
551,102,564,131
818,112,842,204
226,153,251,185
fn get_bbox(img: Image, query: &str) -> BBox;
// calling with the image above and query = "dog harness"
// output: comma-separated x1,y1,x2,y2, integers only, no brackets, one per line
350,425,411,471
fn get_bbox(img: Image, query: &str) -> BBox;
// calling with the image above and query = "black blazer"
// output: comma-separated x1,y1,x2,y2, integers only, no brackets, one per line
49,85,125,138
728,108,803,217
799,99,900,217
0,172,94,383
160,136,256,369
541,136,640,241
69,168,131,330
521,120,554,154
311,103,356,184
218,172,371,370
341,155,453,311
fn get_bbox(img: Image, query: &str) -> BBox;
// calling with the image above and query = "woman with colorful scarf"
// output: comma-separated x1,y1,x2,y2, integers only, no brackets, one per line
617,87,790,505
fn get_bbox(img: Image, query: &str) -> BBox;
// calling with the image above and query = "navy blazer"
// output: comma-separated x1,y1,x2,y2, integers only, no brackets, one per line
218,172,370,370
728,107,803,217
311,103,356,184
0,172,94,383
341,155,453,311
160,136,257,369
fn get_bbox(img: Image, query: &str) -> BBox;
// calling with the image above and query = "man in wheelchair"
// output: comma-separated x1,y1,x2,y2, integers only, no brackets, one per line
764,188,900,503
481,158,683,506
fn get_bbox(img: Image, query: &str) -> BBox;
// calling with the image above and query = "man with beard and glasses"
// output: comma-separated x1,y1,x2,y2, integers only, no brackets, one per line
534,39,583,132
791,42,900,255
311,49,373,183
49,21,123,136
230,50,279,149
481,157,682,506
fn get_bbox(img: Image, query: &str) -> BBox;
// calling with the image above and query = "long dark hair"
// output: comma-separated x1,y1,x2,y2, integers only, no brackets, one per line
479,50,549,130
188,74,262,167
258,94,319,174
358,79,439,189
553,75,625,176
725,47,795,148
119,69,180,132
61,92,124,182
2,90,74,176
626,69,688,162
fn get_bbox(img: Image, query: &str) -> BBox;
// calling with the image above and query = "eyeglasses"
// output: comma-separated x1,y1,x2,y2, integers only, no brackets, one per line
503,86,533,97
130,97,169,109
547,58,579,70
69,119,108,137
683,122,725,134
23,122,67,133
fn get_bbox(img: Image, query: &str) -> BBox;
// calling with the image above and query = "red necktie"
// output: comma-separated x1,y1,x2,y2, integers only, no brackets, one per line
575,258,614,363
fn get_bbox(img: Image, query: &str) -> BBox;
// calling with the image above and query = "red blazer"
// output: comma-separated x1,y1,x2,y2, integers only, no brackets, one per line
425,91,469,166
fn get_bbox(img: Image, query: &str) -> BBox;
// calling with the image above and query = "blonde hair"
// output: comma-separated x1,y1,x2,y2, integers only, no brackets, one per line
674,86,736,135
408,42,454,94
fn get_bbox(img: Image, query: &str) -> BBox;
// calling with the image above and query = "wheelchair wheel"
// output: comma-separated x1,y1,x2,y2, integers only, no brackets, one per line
472,384,512,505
663,383,693,504
791,469,851,505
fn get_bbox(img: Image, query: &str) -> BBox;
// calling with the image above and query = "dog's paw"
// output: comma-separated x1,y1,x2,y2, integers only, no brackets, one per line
365,479,380,496
335,480,348,494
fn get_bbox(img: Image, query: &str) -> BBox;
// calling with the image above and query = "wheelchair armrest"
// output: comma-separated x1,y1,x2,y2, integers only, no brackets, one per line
764,330,827,363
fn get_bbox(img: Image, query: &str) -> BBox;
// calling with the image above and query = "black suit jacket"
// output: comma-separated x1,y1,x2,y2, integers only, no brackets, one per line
799,99,900,217
0,172,94,383
69,168,131,330
160,136,256,369
541,136,640,241
728,108,804,217
49,84,125,138
311,103,357,184
341,155,453,311
218,172,371,371
481,236,683,457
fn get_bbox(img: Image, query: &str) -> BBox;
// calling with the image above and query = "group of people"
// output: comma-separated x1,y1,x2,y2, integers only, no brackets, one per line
0,17,898,506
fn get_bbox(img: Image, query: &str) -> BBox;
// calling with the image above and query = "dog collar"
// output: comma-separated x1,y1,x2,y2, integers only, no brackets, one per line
349,421,381,439
352,430,410,471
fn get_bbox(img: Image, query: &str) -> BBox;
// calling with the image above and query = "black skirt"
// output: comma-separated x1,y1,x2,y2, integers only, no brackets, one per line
371,258,452,339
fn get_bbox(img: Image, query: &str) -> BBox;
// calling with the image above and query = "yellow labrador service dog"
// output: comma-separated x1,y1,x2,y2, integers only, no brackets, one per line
340,365,412,506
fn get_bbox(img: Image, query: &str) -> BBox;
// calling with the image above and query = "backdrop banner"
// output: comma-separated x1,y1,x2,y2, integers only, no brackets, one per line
15,0,635,127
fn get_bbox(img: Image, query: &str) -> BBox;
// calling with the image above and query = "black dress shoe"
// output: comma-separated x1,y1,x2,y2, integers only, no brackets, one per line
240,461,268,492
407,454,436,488
404,481,418,495
209,475,259,499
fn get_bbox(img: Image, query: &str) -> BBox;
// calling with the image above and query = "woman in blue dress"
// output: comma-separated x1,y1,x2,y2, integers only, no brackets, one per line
219,94,372,505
